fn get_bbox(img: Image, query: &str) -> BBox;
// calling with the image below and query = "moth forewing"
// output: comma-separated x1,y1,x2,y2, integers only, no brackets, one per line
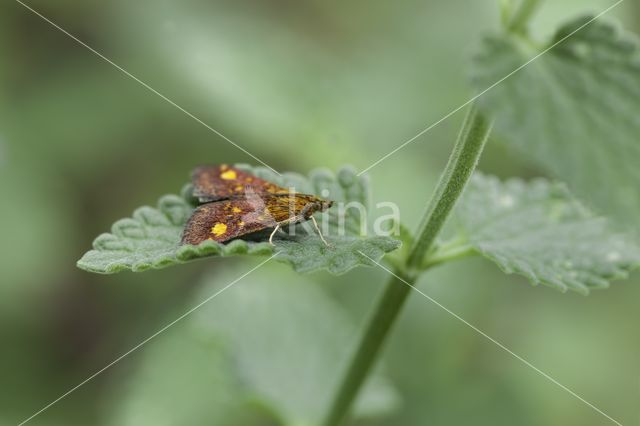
181,198,277,245
192,164,288,202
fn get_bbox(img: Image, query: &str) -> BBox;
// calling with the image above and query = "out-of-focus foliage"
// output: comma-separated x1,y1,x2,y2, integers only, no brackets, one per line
200,268,399,423
474,16,640,228
108,328,269,426
2,0,639,425
108,266,399,425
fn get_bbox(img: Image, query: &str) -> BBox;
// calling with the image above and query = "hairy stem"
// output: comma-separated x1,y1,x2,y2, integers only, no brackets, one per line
321,106,492,426
406,106,492,270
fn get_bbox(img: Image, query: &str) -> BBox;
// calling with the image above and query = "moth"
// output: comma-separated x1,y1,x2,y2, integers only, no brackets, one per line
181,164,333,246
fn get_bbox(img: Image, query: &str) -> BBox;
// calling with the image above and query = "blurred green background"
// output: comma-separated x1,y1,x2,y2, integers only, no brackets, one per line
1,0,639,425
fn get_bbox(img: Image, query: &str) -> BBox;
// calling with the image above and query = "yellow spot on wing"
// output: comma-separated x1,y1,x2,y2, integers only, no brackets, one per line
211,223,228,236
220,170,237,180
232,207,242,213
238,221,245,227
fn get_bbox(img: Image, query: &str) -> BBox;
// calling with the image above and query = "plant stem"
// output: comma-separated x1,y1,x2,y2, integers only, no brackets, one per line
507,0,542,33
321,271,413,426
500,0,514,29
321,106,492,426
421,243,476,270
406,106,492,270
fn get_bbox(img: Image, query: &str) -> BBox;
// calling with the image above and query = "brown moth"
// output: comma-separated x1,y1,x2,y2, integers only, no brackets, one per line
181,164,333,246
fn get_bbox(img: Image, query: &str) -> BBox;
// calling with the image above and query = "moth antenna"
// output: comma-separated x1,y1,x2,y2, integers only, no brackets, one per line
311,216,331,247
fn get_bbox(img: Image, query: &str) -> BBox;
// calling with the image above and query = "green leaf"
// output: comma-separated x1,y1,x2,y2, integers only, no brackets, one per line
449,173,640,295
472,16,640,227
108,267,399,425
108,328,274,426
274,235,401,275
383,221,414,271
77,165,400,275
192,267,400,424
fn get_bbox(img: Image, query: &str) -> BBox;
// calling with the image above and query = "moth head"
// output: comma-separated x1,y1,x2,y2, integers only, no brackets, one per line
320,200,334,212
300,197,334,218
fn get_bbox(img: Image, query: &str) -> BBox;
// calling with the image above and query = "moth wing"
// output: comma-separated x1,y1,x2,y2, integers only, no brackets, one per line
181,199,278,245
192,165,288,202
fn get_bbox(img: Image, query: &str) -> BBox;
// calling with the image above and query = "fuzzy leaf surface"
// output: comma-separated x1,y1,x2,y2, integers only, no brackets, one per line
473,16,640,226
451,174,640,294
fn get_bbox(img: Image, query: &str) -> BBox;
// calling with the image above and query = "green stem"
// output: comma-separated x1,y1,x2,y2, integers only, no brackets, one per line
500,0,514,28
506,0,542,33
321,271,413,426
406,106,492,270
321,106,492,426
421,243,476,270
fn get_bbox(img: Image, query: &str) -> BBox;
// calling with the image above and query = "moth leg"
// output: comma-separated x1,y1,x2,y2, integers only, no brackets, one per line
268,216,300,245
310,215,331,247
268,223,281,246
